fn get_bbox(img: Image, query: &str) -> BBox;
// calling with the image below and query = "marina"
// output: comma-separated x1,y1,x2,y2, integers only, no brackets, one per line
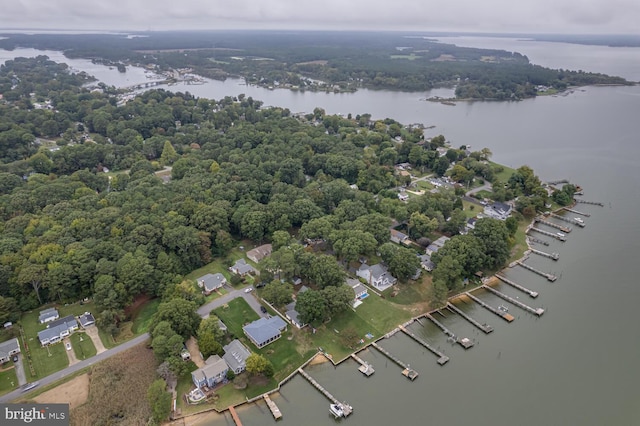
371,342,419,380
425,314,475,349
398,325,450,365
495,274,539,297
482,285,545,316
464,292,515,322
517,261,558,282
445,302,494,333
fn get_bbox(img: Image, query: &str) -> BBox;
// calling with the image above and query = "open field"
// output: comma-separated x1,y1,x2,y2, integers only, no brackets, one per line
33,373,89,410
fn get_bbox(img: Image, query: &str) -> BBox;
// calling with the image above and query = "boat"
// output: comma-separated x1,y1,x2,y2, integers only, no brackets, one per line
498,305,509,312
556,232,566,237
574,217,584,223
329,403,344,418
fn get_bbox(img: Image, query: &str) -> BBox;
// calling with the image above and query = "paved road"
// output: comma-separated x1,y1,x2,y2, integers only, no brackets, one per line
1,285,265,403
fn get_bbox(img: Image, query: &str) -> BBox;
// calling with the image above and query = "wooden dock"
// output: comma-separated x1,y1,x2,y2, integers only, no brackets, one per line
495,274,539,298
563,207,590,217
529,248,559,261
425,314,474,349
517,261,557,282
263,394,282,420
371,342,419,380
298,368,353,416
547,179,569,185
574,199,604,206
527,236,550,246
228,406,242,426
535,217,571,233
549,212,585,227
482,285,544,316
445,303,494,333
465,292,515,322
529,227,566,241
351,353,375,376
398,325,450,365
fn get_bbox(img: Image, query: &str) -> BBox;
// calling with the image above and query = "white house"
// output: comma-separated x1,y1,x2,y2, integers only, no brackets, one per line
356,263,397,291
0,338,20,363
191,355,229,389
222,339,252,374
229,259,258,276
38,308,59,324
483,202,512,221
37,315,78,346
285,302,306,329
425,236,450,256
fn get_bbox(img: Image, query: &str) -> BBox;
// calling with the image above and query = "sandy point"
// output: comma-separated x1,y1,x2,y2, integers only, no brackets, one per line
308,353,331,365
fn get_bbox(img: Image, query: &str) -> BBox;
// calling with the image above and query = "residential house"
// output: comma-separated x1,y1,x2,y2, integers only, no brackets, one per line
222,339,252,374
425,236,450,256
0,338,20,363
483,201,512,221
284,302,305,329
246,244,272,263
356,263,397,291
419,255,435,272
78,312,95,328
217,319,228,333
243,316,288,348
228,259,258,276
191,355,229,389
38,315,78,346
347,278,368,300
38,308,59,324
390,229,411,246
398,193,409,202
197,273,227,295
466,217,477,231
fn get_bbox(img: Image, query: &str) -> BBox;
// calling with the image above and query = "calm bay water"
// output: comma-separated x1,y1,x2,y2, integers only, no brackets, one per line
2,38,640,425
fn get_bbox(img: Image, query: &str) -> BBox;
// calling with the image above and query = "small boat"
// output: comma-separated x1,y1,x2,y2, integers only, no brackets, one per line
556,232,566,237
498,305,509,312
329,403,344,418
574,217,584,223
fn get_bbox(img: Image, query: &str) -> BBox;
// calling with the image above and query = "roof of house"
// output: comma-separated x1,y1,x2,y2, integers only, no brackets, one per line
38,317,77,343
218,319,228,332
491,201,511,213
199,273,226,292
78,312,95,328
222,339,251,372
193,355,228,384
346,278,367,297
433,236,450,247
0,338,19,358
246,244,272,262
230,259,257,275
38,308,59,322
285,304,303,327
47,315,77,330
390,229,409,241
243,316,287,345
368,264,388,281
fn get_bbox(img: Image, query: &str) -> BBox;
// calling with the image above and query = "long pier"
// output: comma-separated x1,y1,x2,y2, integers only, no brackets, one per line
549,212,585,227
482,285,544,316
398,326,450,365
517,261,557,282
371,342,419,380
529,227,566,241
425,314,474,349
574,199,604,206
351,353,375,376
445,303,494,333
495,274,539,298
547,179,569,185
228,406,243,426
563,207,590,217
263,394,282,420
529,248,559,261
534,217,571,233
527,236,550,246
465,292,515,322
297,368,353,416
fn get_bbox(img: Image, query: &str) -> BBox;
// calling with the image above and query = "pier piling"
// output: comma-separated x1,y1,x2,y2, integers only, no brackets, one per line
445,303,494,333
371,342,419,379
495,274,539,297
517,261,557,282
465,292,515,322
529,227,566,241
529,249,559,261
398,326,450,364
298,368,353,416
574,199,604,206
263,394,282,420
563,207,591,217
425,314,474,349
351,353,375,376
534,217,571,233
482,285,544,316
549,212,586,227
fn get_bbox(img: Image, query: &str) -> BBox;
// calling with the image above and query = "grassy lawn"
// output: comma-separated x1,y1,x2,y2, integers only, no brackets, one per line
212,298,260,339
70,333,96,361
131,299,161,334
509,220,531,263
0,368,18,395
27,342,69,380
462,200,481,218
416,180,434,190
184,248,250,283
490,161,517,184
388,277,433,306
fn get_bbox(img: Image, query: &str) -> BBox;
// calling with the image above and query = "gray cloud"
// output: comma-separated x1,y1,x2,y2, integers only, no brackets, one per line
2,0,640,33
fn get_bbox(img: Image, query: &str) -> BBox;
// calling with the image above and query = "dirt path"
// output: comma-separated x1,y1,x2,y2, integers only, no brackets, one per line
83,326,107,354
186,337,205,368
34,373,89,409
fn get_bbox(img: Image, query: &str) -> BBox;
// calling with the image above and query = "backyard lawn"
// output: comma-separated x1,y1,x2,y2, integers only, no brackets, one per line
26,341,69,381
0,368,18,395
70,333,97,361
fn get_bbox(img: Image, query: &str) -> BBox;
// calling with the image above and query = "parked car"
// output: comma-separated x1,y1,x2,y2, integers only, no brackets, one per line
12,355,18,363
260,306,268,314
244,287,253,293
65,342,72,351
256,281,267,288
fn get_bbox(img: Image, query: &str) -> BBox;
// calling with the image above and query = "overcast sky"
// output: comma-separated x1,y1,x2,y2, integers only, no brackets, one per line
3,0,640,34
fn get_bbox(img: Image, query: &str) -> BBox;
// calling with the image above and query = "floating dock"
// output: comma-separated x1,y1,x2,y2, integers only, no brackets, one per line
517,261,557,282
527,236,550,246
495,274,539,298
574,199,604,206
465,292,515,322
263,394,282,420
529,227,566,241
534,217,571,233
398,325,450,365
548,212,585,228
298,368,353,416
351,353,375,376
445,303,494,333
228,406,243,426
425,314,474,349
529,248,559,261
563,207,590,217
482,285,544,316
371,342,419,380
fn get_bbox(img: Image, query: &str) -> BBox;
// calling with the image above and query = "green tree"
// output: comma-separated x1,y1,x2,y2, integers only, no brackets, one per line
261,280,294,306
198,333,223,358
321,285,353,317
147,378,172,425
472,218,510,269
378,242,420,282
296,289,327,324
245,353,274,376
308,254,345,289
198,315,225,342
151,298,201,340
160,140,179,165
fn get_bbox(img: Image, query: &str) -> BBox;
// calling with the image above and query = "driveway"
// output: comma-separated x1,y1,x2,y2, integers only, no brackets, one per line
13,355,27,386
197,288,267,319
83,325,107,354
64,338,79,366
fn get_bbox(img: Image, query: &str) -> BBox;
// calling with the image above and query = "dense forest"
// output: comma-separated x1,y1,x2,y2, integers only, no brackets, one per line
0,31,631,100
0,57,558,336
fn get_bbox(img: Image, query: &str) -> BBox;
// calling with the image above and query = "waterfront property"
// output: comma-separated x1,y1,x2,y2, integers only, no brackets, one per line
243,316,288,348
347,278,368,307
197,273,226,295
222,339,252,374
483,201,513,220
356,263,396,291
191,355,229,389
0,338,20,363
38,308,59,324
285,302,306,329
37,315,78,346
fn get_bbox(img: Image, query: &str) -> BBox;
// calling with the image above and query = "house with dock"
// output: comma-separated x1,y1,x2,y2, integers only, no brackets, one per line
191,355,229,389
356,263,396,291
222,339,252,374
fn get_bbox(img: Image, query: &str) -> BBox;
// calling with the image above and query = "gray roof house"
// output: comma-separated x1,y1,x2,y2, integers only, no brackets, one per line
347,278,368,300
191,355,229,389
426,236,450,255
243,316,288,348
483,202,512,220
0,338,20,363
356,263,397,291
390,229,411,245
197,273,227,295
285,302,305,329
38,315,78,346
78,312,95,328
217,319,228,333
246,244,272,263
419,254,436,272
222,339,252,374
39,308,59,324
229,259,258,276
